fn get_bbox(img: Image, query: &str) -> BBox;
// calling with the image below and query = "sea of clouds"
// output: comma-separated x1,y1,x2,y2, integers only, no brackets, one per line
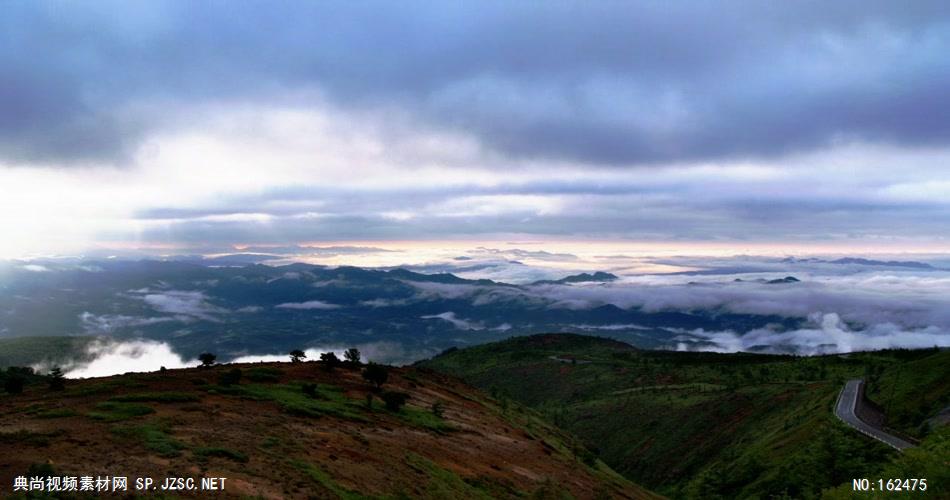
404,253,950,354
33,253,950,377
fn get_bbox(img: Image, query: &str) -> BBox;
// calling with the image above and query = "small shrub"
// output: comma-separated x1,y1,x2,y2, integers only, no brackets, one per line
47,367,65,391
576,446,598,467
381,391,410,412
0,430,63,447
218,368,242,387
246,367,283,383
301,383,318,398
290,349,306,363
198,353,217,367
111,392,199,403
194,446,249,463
4,376,24,395
8,366,36,377
398,408,454,433
35,408,79,419
362,363,388,390
431,400,445,418
320,352,341,372
87,402,155,422
27,462,57,476
112,424,183,457
344,348,361,366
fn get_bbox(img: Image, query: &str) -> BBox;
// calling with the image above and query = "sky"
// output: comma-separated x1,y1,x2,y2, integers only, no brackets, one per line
2,1,950,259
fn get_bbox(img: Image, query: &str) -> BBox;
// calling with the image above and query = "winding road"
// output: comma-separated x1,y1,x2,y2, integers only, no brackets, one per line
835,379,915,451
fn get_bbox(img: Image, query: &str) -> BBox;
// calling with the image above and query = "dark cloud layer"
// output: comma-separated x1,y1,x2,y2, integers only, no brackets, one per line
4,1,950,166
124,179,950,246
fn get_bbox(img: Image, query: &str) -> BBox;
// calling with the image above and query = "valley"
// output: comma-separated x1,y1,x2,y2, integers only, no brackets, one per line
421,334,950,498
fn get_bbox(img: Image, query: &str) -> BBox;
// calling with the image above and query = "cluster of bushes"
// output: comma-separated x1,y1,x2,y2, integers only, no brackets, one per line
1,366,66,394
197,347,363,370
218,368,242,387
361,362,388,389
196,348,443,417
298,347,363,370
1,367,32,394
380,391,410,411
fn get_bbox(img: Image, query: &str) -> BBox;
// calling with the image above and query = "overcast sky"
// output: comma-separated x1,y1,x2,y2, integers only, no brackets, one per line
2,1,950,258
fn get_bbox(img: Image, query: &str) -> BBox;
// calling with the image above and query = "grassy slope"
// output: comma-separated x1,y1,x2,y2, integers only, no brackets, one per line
823,424,950,500
864,349,950,437
0,360,657,499
421,334,949,499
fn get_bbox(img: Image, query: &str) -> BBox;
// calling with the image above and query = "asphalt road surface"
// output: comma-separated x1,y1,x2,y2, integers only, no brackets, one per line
835,379,915,451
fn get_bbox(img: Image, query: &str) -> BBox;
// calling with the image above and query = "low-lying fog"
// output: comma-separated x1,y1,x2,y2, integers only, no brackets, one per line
5,251,950,378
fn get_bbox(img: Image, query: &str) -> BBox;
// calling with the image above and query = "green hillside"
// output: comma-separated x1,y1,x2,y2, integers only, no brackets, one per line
864,350,950,437
421,334,950,498
824,425,950,499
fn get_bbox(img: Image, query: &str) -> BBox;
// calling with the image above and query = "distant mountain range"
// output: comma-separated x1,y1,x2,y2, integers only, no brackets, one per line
0,260,801,365
531,271,619,285
732,276,800,284
781,256,935,269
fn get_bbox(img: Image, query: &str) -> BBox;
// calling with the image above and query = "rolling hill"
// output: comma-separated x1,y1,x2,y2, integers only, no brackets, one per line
0,358,658,499
420,334,950,498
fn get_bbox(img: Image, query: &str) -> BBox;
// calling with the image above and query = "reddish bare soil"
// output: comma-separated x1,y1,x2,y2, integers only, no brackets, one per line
0,362,659,499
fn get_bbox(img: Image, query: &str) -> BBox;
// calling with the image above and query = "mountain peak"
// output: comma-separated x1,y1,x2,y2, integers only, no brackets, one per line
533,271,619,285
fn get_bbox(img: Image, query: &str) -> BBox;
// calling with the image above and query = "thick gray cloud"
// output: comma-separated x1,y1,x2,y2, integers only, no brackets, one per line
4,1,950,166
124,177,950,246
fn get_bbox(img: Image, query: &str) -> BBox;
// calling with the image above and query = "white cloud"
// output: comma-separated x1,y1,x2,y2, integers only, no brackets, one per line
410,258,950,351
421,311,484,330
64,340,196,379
530,271,950,331
232,341,436,365
21,264,50,272
59,341,420,378
230,347,332,364
572,323,653,331
682,313,950,355
358,298,411,308
139,290,225,321
275,300,341,310
80,312,180,333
